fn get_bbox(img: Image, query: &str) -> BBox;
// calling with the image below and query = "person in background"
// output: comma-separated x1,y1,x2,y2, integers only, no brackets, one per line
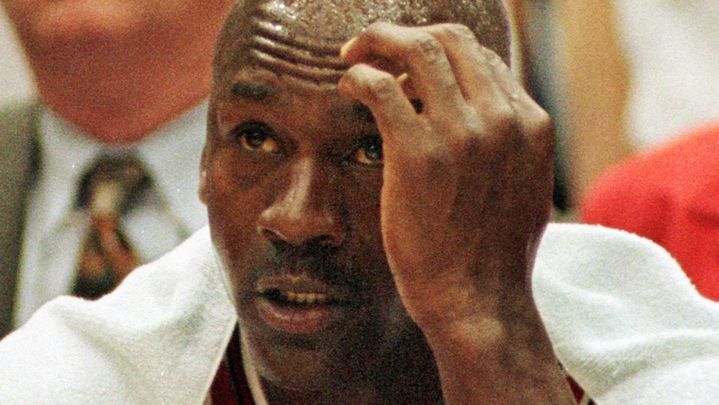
0,0,235,336
555,1,719,203
552,1,633,203
578,1,719,301
581,120,719,301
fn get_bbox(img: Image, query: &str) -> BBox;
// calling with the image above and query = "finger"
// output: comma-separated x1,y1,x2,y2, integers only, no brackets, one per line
359,60,418,101
419,23,545,137
341,22,466,118
397,73,419,101
480,46,553,151
476,46,555,191
479,46,539,114
338,63,422,146
418,24,507,105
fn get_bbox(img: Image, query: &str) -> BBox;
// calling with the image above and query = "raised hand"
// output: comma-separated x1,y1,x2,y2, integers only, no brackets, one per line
338,22,572,404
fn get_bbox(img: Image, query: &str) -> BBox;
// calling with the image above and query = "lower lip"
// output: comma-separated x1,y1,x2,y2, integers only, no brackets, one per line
255,297,342,335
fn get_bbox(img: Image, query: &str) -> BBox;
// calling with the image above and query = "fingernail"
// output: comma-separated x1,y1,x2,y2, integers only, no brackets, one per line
340,37,357,59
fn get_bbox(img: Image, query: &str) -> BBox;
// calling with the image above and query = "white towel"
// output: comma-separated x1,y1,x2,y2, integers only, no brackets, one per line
1,224,718,404
535,224,719,404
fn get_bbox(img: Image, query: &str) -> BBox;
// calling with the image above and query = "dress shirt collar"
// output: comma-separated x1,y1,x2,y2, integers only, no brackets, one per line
36,102,208,236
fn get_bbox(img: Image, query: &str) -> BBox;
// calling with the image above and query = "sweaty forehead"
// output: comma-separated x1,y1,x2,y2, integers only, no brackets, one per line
213,0,510,86
260,0,416,40
215,0,426,86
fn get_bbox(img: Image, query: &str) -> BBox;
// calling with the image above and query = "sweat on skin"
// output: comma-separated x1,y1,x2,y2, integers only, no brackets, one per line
198,0,573,403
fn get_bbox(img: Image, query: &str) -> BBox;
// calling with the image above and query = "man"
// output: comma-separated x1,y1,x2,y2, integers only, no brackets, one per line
3,0,716,404
0,0,235,335
0,0,575,402
202,0,578,401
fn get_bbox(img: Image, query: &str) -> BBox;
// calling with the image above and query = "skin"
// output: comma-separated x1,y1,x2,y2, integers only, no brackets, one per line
201,1,574,403
2,0,235,143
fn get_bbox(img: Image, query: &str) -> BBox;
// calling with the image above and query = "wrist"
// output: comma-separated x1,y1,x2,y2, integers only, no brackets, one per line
421,313,507,357
418,290,547,362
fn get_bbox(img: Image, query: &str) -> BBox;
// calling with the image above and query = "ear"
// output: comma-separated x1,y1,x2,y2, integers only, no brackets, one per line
198,145,210,204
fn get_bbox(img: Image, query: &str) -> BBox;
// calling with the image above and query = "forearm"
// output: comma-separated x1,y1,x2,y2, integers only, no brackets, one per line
417,253,575,404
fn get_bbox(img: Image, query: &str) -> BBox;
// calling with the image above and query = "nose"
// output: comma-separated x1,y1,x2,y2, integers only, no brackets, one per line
257,157,346,250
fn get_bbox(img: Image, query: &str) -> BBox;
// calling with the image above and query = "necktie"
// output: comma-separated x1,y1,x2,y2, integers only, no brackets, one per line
73,155,150,299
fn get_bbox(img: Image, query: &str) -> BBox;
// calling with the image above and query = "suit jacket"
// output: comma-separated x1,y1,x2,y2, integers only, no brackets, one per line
0,102,40,337
581,120,719,301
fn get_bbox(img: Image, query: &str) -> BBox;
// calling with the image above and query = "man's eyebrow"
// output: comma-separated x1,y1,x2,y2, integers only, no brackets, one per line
231,81,273,101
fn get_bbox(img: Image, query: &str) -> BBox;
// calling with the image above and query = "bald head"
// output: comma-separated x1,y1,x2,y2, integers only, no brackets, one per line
213,0,509,86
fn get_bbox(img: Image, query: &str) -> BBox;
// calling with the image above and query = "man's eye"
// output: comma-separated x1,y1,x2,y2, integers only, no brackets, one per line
353,136,383,166
234,122,280,154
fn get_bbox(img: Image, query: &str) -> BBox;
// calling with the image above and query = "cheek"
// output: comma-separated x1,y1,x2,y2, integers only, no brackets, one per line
205,148,277,261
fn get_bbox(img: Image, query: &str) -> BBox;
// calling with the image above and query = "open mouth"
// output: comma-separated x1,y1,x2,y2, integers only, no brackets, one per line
259,288,350,306
254,274,354,335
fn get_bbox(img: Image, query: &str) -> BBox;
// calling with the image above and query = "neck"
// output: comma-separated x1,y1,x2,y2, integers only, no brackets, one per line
261,378,384,405
10,4,224,145
253,328,443,405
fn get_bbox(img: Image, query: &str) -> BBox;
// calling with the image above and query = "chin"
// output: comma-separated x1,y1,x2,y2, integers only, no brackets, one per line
30,2,144,46
245,330,342,392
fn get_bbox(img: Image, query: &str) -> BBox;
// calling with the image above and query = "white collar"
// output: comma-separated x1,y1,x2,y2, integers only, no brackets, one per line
35,102,208,235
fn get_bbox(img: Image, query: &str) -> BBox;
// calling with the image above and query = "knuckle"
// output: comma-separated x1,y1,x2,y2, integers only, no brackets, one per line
482,47,501,63
528,108,553,134
340,64,366,91
453,134,483,159
482,47,510,72
365,74,398,102
489,104,520,134
363,21,390,40
409,34,444,61
460,110,485,139
342,65,399,104
417,142,454,171
525,109,555,153
520,106,552,136
438,24,476,43
536,108,553,127
446,113,486,156
343,64,364,81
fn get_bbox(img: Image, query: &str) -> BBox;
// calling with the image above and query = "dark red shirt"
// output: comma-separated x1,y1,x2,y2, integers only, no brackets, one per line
209,327,587,404
210,328,254,405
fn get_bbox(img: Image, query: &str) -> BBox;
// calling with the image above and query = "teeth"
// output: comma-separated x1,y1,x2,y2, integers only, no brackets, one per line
279,291,329,305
